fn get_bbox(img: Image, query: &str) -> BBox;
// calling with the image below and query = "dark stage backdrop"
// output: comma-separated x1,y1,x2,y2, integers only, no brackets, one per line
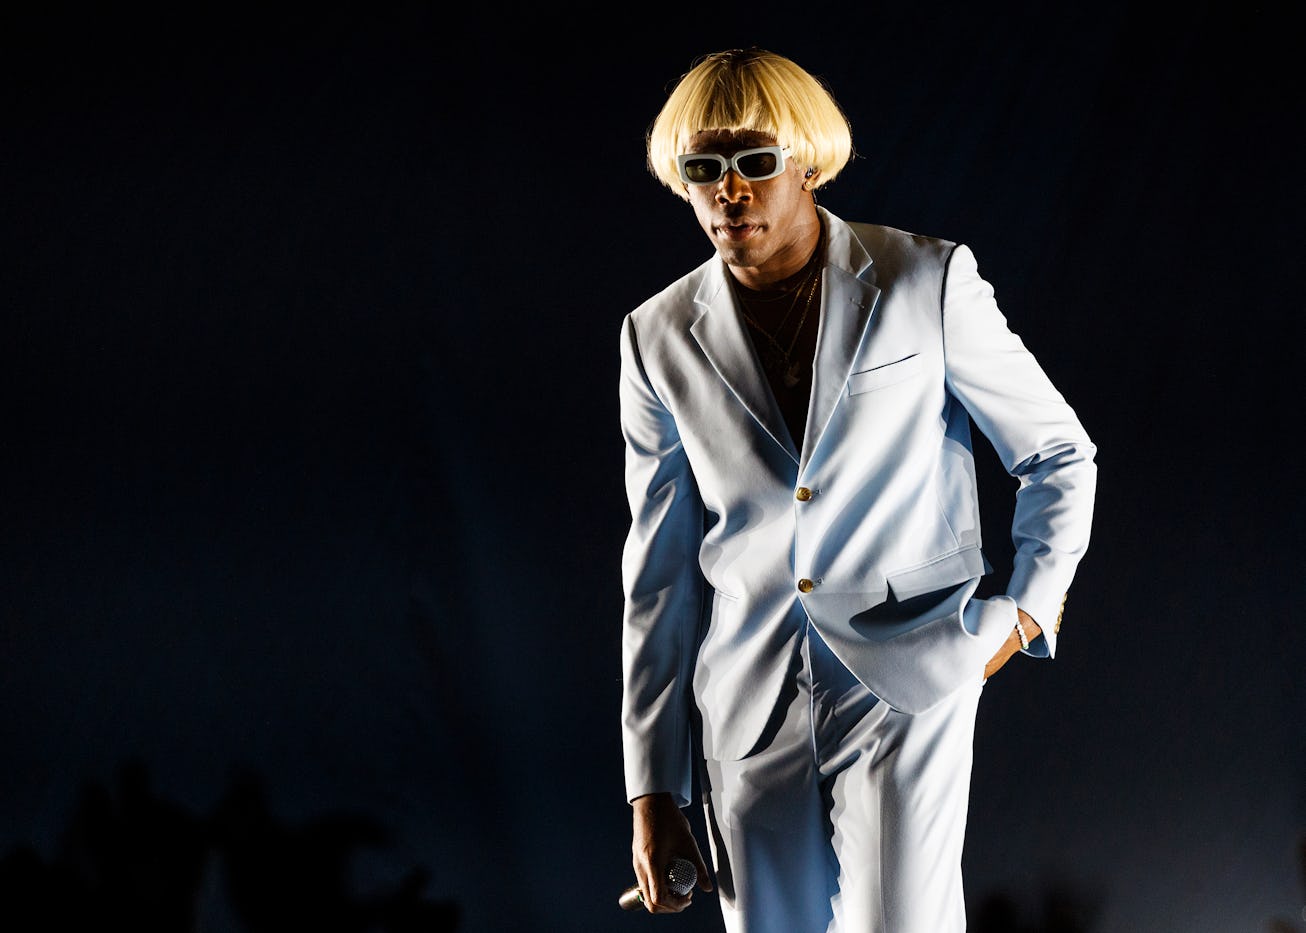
4,6,1303,932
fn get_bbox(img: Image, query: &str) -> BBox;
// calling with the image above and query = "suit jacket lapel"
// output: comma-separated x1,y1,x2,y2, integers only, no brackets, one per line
690,262,800,462
802,211,881,469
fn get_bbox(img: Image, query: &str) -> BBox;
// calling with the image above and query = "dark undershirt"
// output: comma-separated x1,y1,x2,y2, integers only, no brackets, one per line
732,252,823,450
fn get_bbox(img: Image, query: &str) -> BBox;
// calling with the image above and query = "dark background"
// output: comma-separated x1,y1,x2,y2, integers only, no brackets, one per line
3,5,1303,932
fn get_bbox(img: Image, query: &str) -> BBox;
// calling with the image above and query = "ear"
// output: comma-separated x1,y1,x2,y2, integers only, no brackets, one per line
802,167,819,190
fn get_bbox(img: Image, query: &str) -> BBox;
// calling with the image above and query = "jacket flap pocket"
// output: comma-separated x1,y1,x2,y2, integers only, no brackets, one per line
886,547,989,602
847,353,924,395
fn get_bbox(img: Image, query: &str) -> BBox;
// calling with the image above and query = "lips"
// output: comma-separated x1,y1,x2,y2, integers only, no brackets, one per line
718,220,760,241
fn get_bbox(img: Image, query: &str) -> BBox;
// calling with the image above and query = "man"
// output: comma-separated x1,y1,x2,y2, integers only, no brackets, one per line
618,48,1096,932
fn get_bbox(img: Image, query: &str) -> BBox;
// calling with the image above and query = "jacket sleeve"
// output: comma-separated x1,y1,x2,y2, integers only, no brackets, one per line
618,313,704,806
941,244,1098,657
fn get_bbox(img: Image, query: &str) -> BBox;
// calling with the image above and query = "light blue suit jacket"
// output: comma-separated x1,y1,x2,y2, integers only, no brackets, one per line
619,208,1096,805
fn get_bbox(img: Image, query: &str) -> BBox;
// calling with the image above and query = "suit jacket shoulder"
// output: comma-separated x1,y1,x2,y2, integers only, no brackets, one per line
841,220,957,295
627,255,717,335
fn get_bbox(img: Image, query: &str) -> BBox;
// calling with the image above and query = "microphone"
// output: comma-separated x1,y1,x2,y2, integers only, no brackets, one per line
618,857,697,911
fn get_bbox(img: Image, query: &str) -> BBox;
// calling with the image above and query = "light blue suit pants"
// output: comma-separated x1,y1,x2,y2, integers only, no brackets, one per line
701,616,983,933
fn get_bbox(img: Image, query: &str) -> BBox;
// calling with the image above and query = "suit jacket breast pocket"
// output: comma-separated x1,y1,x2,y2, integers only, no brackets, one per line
847,353,924,395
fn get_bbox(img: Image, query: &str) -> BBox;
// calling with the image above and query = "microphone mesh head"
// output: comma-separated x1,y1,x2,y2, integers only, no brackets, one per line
666,857,697,896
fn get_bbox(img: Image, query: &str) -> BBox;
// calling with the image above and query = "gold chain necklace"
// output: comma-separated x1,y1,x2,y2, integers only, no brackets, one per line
738,270,820,387
735,228,825,388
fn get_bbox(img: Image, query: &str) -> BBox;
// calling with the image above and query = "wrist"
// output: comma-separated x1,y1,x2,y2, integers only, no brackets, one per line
633,792,676,813
1013,615,1030,650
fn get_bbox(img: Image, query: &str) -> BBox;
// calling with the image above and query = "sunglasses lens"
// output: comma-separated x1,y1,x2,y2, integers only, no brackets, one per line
736,151,778,179
682,158,724,184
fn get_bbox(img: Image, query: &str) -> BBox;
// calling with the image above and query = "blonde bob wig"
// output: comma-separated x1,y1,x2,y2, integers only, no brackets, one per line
647,48,854,201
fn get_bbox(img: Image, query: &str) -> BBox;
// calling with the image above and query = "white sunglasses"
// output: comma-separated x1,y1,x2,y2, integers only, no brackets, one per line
675,146,791,185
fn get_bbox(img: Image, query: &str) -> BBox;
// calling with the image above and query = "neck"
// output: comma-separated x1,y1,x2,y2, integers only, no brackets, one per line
728,212,823,290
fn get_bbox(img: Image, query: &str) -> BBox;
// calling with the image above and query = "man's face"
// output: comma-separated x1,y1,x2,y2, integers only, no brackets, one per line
682,129,820,287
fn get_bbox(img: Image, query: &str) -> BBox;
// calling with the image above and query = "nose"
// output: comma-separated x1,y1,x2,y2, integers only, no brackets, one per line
715,170,751,204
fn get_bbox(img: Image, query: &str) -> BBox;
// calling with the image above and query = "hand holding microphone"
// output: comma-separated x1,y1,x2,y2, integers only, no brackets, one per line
625,792,712,913
618,857,698,911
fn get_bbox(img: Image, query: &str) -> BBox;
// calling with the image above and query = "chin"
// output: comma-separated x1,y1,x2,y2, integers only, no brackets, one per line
716,243,759,266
